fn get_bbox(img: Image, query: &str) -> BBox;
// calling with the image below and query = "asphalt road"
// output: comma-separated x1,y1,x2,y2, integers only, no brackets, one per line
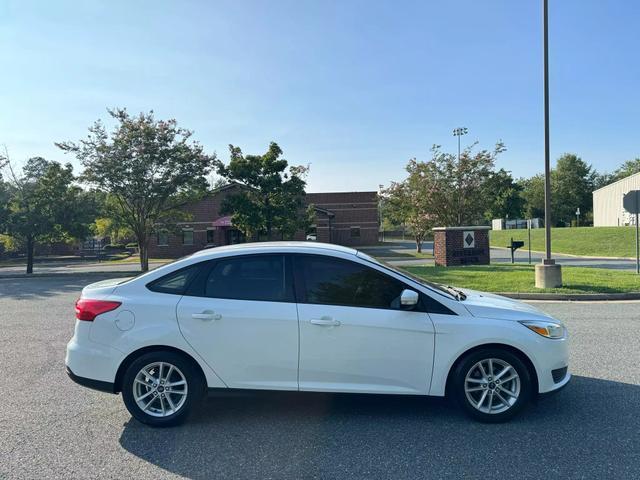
1,275,639,479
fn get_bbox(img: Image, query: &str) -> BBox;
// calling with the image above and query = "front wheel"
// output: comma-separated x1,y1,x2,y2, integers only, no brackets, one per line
453,349,532,423
121,351,205,427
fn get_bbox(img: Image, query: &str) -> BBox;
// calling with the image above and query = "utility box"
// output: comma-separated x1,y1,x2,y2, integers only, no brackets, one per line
433,226,491,267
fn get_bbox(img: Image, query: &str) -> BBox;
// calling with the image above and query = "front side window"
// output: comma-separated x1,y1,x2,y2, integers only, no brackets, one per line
147,264,202,295
182,229,194,245
203,255,293,302
296,255,406,309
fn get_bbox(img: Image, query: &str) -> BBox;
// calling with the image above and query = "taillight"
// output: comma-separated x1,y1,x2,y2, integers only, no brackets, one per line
75,298,122,321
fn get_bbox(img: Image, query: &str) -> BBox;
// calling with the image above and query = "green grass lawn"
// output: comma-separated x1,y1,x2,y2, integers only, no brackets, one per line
403,264,640,294
490,227,639,258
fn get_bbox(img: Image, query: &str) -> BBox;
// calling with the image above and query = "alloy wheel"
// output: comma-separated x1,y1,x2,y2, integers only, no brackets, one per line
464,358,521,414
133,362,188,417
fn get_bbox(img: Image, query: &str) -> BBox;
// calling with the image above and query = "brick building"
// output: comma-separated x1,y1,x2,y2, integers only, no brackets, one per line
148,184,379,258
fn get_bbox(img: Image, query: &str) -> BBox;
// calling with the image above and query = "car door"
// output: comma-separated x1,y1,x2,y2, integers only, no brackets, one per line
176,254,299,390
294,254,436,395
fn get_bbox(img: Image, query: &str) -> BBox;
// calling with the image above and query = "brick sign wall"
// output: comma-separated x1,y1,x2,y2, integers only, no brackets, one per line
433,227,490,266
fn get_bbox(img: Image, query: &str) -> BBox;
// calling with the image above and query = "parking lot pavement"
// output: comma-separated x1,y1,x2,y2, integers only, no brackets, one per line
1,275,639,479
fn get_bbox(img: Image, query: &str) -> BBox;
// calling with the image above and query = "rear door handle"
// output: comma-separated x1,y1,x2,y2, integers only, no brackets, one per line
191,311,222,321
310,317,341,326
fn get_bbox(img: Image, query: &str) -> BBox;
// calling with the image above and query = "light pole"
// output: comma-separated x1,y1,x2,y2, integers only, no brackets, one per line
535,0,562,287
453,127,468,164
453,127,468,226
378,184,384,242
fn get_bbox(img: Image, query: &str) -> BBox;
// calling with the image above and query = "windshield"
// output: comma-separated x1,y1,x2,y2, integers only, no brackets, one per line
356,251,456,300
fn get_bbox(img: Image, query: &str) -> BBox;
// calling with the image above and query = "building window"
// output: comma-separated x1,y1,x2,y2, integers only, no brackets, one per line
206,229,215,245
157,230,169,246
182,229,194,246
350,227,361,238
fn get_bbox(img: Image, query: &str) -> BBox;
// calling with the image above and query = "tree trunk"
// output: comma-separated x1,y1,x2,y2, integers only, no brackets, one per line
26,236,35,274
138,237,149,272
415,237,422,253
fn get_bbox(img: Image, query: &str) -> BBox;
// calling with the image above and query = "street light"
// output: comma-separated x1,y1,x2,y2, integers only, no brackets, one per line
535,0,562,288
452,128,468,226
452,127,468,164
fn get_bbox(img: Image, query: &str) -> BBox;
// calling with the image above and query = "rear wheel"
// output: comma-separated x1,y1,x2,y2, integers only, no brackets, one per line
122,351,205,427
453,348,532,423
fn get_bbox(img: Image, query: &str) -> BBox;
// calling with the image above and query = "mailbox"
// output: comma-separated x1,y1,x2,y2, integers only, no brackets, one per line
508,238,525,263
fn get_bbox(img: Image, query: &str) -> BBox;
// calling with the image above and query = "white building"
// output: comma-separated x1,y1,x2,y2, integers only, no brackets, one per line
593,171,640,226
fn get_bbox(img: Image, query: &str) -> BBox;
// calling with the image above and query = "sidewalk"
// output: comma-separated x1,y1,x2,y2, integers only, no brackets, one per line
0,259,169,278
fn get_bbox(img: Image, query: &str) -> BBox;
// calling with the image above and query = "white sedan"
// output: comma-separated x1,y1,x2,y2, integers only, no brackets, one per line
66,242,570,426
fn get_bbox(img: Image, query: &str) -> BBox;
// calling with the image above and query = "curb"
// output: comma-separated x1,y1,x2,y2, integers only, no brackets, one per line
490,246,636,261
498,292,640,301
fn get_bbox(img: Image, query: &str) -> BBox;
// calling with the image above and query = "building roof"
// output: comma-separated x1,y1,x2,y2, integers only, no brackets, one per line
593,171,640,193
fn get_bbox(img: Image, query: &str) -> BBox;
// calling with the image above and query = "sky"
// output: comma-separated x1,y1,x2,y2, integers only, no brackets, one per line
1,0,639,192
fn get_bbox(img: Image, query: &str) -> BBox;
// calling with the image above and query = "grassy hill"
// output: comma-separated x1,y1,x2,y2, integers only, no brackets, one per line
490,226,638,258
404,264,640,294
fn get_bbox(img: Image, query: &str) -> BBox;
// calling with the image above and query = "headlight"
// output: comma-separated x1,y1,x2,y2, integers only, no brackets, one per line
519,320,565,339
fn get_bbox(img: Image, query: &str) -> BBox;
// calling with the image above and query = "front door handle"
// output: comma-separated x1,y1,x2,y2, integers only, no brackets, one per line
191,311,222,321
310,317,341,326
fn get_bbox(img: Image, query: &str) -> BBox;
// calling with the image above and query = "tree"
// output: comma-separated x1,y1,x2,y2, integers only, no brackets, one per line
519,154,596,226
382,172,432,252
411,142,505,227
553,153,596,226
214,142,310,240
0,154,95,273
519,174,546,220
57,108,215,271
482,168,523,221
610,158,640,183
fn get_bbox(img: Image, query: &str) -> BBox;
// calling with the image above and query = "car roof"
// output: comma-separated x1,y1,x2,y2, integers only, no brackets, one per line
189,241,359,259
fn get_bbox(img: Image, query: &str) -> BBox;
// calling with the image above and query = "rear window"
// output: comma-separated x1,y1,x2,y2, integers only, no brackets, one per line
146,264,202,295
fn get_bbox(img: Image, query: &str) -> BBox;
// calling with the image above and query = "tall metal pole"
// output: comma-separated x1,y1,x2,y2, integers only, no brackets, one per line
543,0,552,262
528,219,532,264
453,127,467,226
636,191,639,274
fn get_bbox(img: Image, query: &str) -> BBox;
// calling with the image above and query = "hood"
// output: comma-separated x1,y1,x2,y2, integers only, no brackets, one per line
81,277,132,297
460,288,555,322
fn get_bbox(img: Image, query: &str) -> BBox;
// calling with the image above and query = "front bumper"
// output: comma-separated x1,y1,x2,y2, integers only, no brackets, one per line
539,370,571,399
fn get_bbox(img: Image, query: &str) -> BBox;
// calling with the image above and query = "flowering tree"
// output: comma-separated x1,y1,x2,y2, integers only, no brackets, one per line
382,169,432,253
383,142,505,251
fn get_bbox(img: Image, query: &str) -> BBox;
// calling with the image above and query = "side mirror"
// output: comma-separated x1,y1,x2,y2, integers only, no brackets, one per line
400,289,419,307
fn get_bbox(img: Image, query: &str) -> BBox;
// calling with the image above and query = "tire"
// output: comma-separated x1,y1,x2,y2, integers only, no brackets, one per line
121,351,205,427
452,348,532,423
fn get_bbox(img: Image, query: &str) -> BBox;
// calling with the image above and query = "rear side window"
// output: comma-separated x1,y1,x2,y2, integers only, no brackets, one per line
147,264,202,295
203,255,294,302
296,255,406,309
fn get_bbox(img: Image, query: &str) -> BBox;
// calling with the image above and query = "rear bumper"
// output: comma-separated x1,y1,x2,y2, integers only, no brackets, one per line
66,366,116,394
